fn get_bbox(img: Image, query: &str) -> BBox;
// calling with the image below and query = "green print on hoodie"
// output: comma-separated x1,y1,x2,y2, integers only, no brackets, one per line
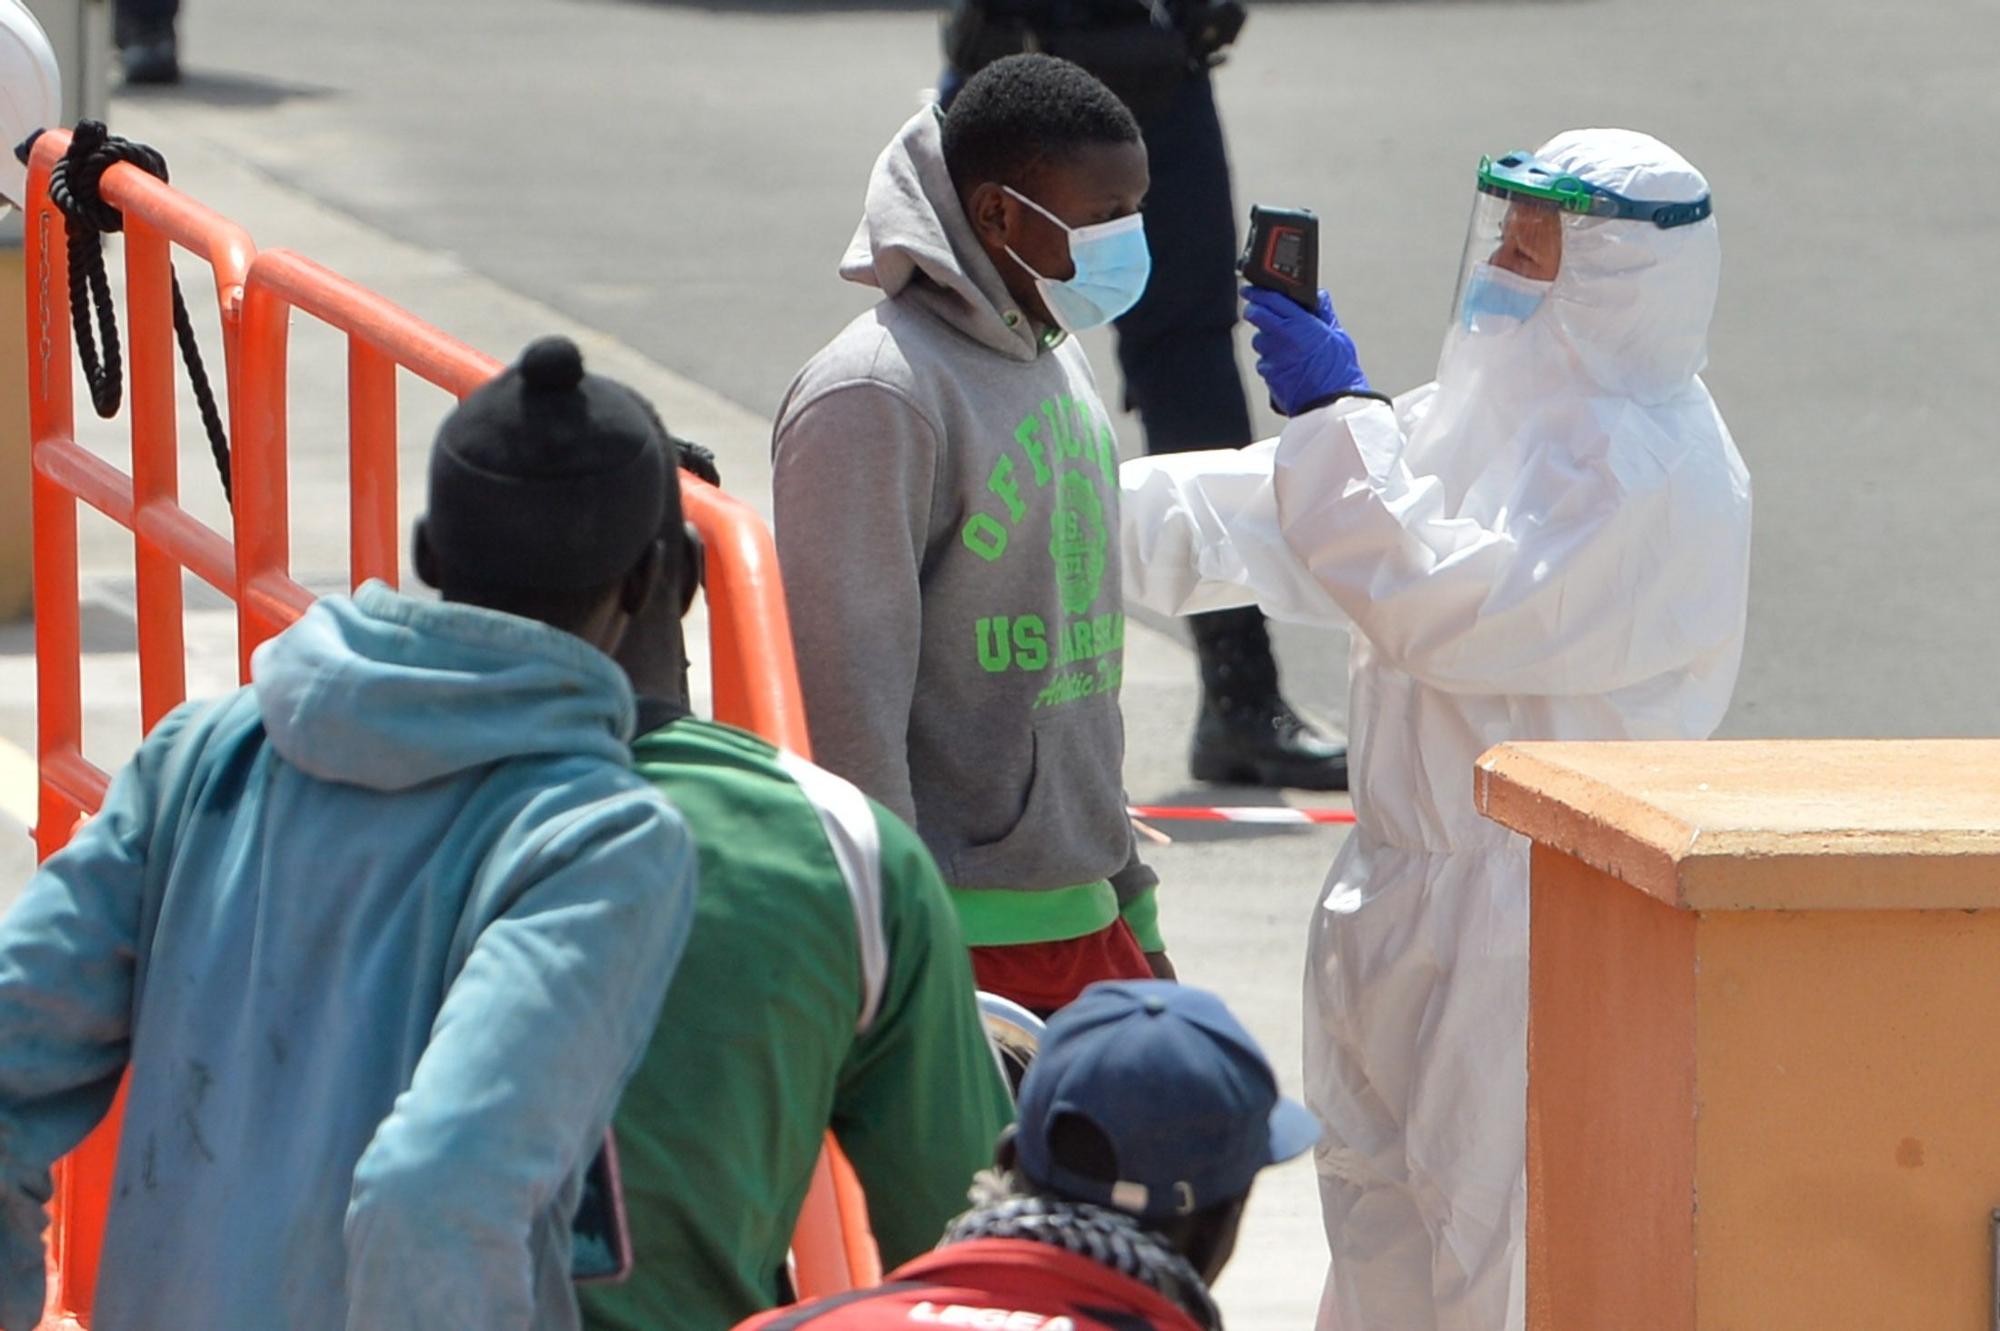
968,399,1127,707
771,106,1147,926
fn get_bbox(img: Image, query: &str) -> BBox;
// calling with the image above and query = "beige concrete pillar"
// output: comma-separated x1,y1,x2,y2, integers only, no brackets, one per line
1477,740,2000,1331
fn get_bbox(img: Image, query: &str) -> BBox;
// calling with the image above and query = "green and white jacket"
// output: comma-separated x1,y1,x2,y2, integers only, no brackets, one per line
579,713,1013,1331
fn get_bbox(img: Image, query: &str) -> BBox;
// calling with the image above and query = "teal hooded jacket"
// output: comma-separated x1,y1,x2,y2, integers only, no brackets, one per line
0,583,696,1331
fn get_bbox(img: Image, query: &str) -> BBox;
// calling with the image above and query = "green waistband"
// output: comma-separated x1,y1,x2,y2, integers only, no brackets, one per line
948,879,1119,947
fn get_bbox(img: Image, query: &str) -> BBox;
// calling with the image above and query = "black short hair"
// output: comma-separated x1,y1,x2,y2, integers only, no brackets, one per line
941,53,1142,193
1046,1111,1120,1182
1043,1111,1246,1256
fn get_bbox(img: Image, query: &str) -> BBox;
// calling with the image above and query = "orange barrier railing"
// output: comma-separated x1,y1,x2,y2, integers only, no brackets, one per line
24,130,253,866
22,130,875,1327
24,131,256,1328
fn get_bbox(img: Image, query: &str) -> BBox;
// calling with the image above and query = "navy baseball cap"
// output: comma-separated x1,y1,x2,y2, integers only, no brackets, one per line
1015,980,1321,1221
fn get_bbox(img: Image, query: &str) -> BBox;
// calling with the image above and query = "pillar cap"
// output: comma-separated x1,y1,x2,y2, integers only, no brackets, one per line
1475,740,2000,911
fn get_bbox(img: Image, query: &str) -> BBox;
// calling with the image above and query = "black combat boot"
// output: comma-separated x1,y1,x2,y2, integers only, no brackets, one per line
1188,607,1348,791
116,14,180,86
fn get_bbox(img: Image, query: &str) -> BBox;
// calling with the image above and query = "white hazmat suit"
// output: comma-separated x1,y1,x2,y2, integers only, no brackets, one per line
0,0,60,213
1119,129,1752,1331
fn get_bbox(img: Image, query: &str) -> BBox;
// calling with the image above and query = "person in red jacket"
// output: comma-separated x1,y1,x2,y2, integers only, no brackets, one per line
735,980,1318,1331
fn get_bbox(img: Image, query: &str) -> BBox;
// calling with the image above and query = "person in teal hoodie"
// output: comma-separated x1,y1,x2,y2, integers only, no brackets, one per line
0,336,697,1331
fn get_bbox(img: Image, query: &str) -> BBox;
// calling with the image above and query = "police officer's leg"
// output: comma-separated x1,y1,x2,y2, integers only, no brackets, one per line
116,0,179,85
1115,70,1248,454
1115,71,1346,791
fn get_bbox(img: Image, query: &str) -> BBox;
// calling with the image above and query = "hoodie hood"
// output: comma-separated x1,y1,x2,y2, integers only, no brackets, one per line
840,107,1045,363
252,581,635,791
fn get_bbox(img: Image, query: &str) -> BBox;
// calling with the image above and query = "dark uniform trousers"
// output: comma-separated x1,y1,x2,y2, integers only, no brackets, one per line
1113,69,1254,457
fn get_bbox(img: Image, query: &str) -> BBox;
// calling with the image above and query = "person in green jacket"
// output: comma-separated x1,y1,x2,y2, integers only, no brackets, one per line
580,443,1014,1331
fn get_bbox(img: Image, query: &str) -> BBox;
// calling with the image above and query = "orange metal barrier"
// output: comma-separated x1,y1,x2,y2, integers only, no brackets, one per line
23,130,255,1328
22,132,874,1326
24,130,252,865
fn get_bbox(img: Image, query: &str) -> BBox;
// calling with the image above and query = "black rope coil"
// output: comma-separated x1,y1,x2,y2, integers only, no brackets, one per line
47,119,233,503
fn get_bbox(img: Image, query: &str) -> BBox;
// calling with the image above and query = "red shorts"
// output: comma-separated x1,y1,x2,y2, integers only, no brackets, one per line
970,919,1152,1018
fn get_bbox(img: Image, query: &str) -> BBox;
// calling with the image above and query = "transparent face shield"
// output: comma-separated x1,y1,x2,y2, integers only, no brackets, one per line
1447,150,1715,336
1447,189,1566,336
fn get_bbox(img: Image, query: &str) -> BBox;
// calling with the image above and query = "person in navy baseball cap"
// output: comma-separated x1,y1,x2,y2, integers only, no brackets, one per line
732,979,1316,1331
1014,978,1321,1229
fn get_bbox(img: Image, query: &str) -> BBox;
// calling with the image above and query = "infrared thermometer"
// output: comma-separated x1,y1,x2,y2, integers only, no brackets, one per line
1239,206,1320,311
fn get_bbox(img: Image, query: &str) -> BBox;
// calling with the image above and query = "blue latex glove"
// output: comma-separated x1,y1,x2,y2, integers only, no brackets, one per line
1242,286,1371,416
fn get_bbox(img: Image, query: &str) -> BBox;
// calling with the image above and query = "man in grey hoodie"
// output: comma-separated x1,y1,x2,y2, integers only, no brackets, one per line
773,54,1164,1014
0,336,697,1331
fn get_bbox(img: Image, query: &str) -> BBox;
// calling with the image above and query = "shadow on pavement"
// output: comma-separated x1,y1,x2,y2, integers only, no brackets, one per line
583,0,944,12
118,69,339,110
600,0,1583,8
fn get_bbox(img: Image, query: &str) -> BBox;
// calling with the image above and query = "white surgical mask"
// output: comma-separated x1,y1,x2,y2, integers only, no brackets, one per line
1003,186,1152,334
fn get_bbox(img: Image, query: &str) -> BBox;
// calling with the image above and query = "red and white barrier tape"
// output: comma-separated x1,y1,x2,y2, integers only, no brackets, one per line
1127,804,1356,826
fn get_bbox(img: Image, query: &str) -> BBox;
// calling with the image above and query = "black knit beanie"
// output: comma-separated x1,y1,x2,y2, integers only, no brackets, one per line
420,336,669,594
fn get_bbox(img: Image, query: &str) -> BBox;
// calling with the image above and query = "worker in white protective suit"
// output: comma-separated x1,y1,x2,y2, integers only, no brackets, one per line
1,0,60,215
1119,128,1752,1331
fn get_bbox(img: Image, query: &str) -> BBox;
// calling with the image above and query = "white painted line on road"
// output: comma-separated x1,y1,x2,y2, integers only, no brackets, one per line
0,737,37,833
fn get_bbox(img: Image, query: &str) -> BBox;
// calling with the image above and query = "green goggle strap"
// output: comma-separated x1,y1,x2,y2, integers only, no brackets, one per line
1477,152,1712,230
